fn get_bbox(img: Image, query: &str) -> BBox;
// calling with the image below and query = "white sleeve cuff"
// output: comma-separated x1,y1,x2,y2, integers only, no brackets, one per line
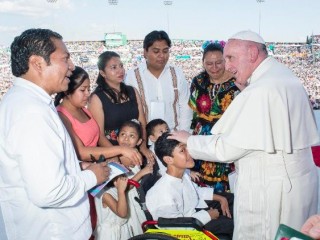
79,170,97,192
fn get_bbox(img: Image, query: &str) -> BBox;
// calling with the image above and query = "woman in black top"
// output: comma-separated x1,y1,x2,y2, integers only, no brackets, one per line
89,51,154,162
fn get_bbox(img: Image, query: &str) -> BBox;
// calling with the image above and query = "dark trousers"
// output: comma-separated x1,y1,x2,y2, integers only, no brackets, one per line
197,192,234,239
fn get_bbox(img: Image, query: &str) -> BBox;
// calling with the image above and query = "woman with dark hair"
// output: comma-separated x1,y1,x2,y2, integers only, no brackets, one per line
54,66,141,163
189,41,240,193
54,66,142,238
88,51,154,161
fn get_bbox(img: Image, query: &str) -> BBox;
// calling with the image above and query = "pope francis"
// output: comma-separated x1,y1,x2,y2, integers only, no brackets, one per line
170,30,319,240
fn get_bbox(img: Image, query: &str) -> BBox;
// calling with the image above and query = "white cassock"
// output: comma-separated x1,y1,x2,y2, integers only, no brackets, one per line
187,57,320,240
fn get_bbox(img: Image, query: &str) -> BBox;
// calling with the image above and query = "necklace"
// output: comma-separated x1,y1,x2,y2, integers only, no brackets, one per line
210,83,222,104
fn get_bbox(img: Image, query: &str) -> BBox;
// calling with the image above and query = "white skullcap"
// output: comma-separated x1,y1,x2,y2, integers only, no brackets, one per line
229,30,265,44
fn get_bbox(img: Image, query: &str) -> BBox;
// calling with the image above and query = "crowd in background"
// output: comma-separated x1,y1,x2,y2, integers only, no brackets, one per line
0,37,319,108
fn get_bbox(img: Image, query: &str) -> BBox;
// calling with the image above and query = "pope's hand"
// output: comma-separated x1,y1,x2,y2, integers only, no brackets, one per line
168,130,191,144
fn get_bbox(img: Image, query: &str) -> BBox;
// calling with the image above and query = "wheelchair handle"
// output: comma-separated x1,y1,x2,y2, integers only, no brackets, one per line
128,179,141,188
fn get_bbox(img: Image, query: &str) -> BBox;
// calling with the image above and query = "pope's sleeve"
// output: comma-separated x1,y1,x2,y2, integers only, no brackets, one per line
187,134,249,163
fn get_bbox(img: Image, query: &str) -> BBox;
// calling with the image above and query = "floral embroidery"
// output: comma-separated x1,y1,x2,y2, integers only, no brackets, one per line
189,71,239,192
196,94,211,114
220,94,232,112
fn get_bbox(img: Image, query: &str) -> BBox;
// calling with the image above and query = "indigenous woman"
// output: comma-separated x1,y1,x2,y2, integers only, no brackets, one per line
189,41,240,193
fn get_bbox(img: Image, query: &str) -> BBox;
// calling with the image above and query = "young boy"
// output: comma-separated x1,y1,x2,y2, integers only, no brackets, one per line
146,132,234,239
147,119,201,181
146,119,170,176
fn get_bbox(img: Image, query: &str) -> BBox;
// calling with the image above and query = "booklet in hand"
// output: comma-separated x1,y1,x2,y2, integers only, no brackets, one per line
89,162,129,197
274,224,313,240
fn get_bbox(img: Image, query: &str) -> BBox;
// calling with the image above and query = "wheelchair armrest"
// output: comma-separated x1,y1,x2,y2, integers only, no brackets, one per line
157,217,204,231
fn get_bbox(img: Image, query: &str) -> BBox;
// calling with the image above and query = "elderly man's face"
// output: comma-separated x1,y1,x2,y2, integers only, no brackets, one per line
224,40,252,87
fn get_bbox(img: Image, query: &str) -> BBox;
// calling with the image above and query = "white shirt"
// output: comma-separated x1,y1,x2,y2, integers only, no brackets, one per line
125,60,192,131
0,78,97,240
146,172,212,225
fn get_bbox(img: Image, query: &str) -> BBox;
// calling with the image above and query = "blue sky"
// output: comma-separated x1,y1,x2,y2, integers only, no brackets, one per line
0,0,319,46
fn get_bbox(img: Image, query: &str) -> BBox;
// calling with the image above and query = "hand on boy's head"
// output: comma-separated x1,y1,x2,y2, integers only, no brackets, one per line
167,130,191,144
207,208,219,220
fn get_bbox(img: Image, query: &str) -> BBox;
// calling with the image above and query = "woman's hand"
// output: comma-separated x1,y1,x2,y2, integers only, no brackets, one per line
139,145,155,164
120,146,142,166
140,162,154,176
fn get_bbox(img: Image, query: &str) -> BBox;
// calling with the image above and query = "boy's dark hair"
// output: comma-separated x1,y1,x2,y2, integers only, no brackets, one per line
119,120,142,139
10,28,62,77
155,132,180,167
143,30,171,51
146,118,168,138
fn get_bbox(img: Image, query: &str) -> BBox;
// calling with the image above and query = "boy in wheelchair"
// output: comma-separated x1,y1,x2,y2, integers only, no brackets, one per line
145,133,234,239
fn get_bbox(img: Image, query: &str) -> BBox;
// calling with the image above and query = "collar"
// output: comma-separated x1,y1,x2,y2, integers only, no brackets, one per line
247,56,272,86
164,172,186,184
139,59,171,74
14,77,53,106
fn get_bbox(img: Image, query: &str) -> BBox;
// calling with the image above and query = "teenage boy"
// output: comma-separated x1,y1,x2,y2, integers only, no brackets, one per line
147,118,201,181
146,133,234,239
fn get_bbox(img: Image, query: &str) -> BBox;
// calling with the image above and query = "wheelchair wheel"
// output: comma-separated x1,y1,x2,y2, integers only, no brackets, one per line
128,232,179,240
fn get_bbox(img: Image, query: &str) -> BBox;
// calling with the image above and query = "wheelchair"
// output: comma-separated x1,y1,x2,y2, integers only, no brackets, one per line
127,179,222,240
